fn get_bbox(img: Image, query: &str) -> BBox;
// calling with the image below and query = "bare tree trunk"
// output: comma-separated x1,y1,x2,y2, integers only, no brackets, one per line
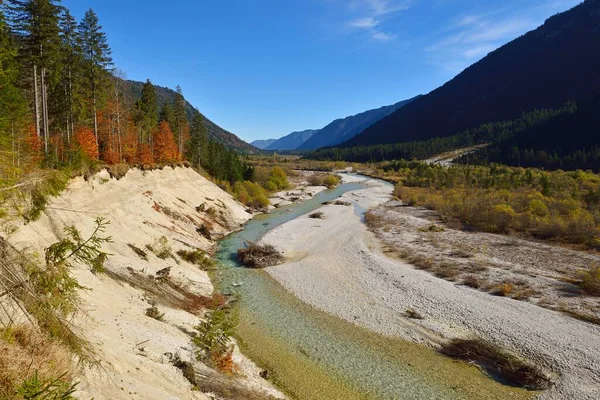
93,98,98,147
33,65,41,140
41,67,49,155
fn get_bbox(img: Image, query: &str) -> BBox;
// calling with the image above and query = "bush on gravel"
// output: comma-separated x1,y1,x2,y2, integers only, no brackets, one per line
237,243,284,268
440,339,553,390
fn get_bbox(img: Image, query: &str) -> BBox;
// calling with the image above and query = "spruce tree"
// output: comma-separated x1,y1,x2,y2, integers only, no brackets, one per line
58,8,81,145
139,79,158,146
78,8,112,145
172,85,188,156
0,9,30,178
6,0,63,155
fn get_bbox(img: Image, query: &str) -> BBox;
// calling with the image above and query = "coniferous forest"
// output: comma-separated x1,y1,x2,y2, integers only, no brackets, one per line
0,1,248,188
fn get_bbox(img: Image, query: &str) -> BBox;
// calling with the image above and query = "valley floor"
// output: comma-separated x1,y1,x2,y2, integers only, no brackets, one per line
260,174,600,400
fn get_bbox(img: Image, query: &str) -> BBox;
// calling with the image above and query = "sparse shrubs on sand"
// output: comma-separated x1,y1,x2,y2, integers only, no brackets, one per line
418,224,445,233
309,211,325,219
145,306,165,321
177,249,215,270
128,244,148,261
334,200,351,206
492,282,514,297
440,339,552,390
581,265,600,296
146,236,173,260
404,309,424,320
463,275,485,289
237,243,284,268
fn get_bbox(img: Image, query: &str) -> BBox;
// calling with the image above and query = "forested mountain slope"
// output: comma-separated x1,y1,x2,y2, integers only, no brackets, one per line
461,93,600,170
298,97,419,150
343,0,600,148
123,80,258,153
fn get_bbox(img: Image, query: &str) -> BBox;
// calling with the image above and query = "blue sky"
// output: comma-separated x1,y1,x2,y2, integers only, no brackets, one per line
62,0,580,142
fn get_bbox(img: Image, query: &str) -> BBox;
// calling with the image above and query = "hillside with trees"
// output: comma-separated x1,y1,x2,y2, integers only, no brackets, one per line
123,79,258,153
340,0,600,152
0,0,253,190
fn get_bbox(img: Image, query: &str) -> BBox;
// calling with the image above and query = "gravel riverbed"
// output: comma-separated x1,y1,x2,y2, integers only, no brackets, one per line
260,175,600,400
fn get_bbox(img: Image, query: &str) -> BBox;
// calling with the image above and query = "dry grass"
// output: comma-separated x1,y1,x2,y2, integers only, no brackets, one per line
463,274,486,289
128,243,148,261
581,265,600,296
237,244,284,268
440,338,552,390
0,326,75,400
145,306,165,321
418,224,445,233
404,309,424,320
492,282,514,297
309,211,325,219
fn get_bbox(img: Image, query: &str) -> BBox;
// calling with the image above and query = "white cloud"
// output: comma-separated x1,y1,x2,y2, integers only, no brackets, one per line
427,11,540,74
372,31,395,41
345,0,409,42
348,17,379,29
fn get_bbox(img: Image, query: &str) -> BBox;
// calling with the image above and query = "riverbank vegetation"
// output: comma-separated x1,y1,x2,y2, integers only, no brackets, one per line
374,161,600,249
237,243,284,268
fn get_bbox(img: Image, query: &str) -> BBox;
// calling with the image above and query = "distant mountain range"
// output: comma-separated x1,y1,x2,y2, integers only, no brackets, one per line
342,0,600,151
123,80,258,153
264,129,319,151
298,97,420,151
251,139,277,150
255,97,419,152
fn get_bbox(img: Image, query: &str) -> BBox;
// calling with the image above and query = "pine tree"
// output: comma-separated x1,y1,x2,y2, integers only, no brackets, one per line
172,85,189,156
138,79,157,149
78,8,112,145
186,109,208,166
6,0,63,155
58,8,80,145
0,8,30,180
159,101,174,127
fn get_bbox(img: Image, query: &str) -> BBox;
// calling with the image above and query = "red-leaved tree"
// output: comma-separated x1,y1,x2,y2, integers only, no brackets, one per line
153,121,179,163
75,127,99,160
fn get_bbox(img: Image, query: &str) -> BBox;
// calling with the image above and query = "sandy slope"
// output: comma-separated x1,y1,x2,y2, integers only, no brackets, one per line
261,175,600,400
7,167,283,400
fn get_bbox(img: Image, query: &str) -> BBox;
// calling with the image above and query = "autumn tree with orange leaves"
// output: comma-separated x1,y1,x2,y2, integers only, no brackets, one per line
75,127,99,160
153,121,179,163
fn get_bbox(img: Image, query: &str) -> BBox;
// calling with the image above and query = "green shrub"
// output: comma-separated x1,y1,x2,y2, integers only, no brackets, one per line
233,181,270,210
582,265,600,296
323,174,341,188
146,236,173,260
177,249,215,270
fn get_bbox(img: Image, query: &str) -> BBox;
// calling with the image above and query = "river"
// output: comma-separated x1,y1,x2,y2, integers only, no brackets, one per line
212,176,533,400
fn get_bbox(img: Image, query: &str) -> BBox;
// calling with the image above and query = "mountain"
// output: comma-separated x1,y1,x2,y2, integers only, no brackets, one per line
343,0,600,149
461,93,600,171
122,80,258,153
251,139,277,149
266,129,320,151
297,97,419,151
